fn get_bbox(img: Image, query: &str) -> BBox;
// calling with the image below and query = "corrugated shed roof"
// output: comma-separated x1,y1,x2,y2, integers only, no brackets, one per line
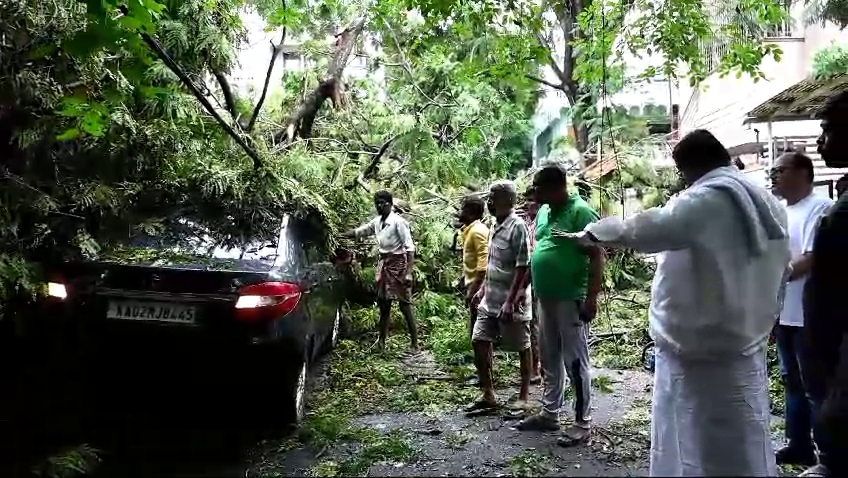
745,75,848,123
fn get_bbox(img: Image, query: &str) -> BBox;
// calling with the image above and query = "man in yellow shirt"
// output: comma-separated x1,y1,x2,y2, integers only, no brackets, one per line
459,196,489,342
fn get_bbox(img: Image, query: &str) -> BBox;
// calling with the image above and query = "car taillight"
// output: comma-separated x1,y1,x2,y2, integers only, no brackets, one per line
234,282,301,323
46,282,68,299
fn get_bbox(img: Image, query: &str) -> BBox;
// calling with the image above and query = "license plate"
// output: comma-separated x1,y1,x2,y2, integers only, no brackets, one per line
106,301,196,324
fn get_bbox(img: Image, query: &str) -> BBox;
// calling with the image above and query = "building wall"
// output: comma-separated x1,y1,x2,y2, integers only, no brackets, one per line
226,10,376,101
678,11,848,149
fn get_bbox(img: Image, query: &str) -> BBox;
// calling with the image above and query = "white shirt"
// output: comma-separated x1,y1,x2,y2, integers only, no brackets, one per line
778,193,832,327
586,167,790,358
354,211,415,255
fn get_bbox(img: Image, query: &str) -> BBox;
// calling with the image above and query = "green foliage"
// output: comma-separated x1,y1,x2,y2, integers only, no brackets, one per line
0,0,540,310
804,0,848,29
812,44,848,80
31,444,101,478
768,342,785,416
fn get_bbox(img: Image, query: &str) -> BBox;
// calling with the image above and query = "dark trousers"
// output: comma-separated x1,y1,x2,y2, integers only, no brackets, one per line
816,335,848,473
776,325,828,454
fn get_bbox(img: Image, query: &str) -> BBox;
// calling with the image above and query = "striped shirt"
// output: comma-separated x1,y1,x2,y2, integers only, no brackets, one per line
479,212,531,320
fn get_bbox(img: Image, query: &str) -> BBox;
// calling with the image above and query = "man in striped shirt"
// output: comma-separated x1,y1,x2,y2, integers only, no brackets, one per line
466,180,533,413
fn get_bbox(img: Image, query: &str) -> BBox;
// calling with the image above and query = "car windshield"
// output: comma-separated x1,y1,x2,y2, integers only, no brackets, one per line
128,217,287,262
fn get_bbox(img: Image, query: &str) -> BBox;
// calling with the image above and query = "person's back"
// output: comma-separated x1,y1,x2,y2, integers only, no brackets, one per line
567,131,787,477
650,167,790,358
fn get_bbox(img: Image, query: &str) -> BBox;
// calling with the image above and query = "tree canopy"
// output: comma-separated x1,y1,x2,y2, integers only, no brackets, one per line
0,0,804,303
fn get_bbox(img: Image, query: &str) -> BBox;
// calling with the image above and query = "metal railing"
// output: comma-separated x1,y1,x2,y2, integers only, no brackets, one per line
764,19,793,38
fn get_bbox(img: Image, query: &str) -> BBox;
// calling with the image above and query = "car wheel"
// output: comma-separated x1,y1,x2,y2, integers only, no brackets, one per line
270,345,309,432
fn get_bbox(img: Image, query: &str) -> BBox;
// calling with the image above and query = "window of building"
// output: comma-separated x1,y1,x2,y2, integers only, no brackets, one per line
283,52,302,71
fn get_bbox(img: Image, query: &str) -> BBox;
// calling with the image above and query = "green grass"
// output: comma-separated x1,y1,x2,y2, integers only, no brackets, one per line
310,431,417,477
509,450,553,476
287,287,658,477
31,444,101,478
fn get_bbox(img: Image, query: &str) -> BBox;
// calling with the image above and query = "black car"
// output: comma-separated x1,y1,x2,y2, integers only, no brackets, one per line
21,214,343,429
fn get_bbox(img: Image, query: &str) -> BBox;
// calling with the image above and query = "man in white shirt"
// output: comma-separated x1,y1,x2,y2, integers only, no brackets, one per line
771,152,833,467
343,190,419,352
559,129,790,476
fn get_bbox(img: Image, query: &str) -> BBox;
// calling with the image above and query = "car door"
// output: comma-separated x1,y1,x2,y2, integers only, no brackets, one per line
290,221,340,356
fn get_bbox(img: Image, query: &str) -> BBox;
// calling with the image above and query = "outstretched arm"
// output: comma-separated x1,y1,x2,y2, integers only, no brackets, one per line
580,192,707,253
343,217,376,239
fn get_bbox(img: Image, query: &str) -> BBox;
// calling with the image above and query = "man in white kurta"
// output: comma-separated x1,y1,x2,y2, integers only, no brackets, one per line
561,130,790,476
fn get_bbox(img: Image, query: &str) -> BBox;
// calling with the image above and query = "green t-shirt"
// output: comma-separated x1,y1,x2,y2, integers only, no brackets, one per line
531,195,600,300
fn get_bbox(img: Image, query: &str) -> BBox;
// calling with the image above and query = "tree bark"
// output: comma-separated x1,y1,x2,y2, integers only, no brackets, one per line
246,37,285,132
274,17,366,145
525,0,594,156
214,71,241,127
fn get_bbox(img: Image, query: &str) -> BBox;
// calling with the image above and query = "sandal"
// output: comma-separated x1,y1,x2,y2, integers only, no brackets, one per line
464,398,499,415
516,413,559,432
557,424,591,447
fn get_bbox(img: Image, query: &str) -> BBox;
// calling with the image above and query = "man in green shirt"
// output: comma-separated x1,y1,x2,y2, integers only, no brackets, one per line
517,163,605,447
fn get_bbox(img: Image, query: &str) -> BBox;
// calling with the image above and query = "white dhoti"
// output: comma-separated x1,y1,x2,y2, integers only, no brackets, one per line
650,344,777,477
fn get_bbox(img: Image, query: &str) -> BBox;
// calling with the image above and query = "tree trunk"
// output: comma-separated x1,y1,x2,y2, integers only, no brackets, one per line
274,17,366,145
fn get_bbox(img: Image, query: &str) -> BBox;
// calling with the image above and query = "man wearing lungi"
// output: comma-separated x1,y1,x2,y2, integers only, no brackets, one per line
344,190,419,352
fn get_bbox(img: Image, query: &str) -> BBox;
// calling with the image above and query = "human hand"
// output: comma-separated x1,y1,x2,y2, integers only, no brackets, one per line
552,230,596,247
471,289,484,309
499,300,516,322
578,295,598,323
466,283,480,306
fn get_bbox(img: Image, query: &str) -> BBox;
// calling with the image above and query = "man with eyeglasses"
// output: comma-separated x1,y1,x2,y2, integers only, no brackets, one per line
770,152,833,469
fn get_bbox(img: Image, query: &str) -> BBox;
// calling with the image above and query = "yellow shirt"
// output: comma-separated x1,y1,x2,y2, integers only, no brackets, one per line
461,220,489,285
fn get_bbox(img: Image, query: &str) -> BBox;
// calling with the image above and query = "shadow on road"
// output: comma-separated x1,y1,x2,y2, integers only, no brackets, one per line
0,335,286,478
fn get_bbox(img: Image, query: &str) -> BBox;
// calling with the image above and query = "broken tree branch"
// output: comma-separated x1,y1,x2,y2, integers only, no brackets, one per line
128,9,263,169
213,71,242,127
344,134,400,190
247,19,287,132
274,16,366,145
362,134,399,180
525,74,563,91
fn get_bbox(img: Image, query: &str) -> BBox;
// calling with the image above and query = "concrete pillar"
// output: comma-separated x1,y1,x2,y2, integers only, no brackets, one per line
767,121,775,168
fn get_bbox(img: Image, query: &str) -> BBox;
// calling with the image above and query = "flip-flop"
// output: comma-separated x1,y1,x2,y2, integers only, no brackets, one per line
464,399,499,416
507,400,531,411
504,408,529,420
557,425,591,447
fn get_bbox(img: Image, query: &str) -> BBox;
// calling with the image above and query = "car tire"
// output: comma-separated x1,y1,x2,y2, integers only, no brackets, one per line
331,308,341,347
279,345,309,428
323,307,346,354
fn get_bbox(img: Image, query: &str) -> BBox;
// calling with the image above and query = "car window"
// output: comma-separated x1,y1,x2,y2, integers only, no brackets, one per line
128,216,288,263
289,217,326,265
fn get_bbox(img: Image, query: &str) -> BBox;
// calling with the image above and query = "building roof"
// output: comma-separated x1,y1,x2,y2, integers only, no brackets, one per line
580,156,619,181
743,75,848,124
